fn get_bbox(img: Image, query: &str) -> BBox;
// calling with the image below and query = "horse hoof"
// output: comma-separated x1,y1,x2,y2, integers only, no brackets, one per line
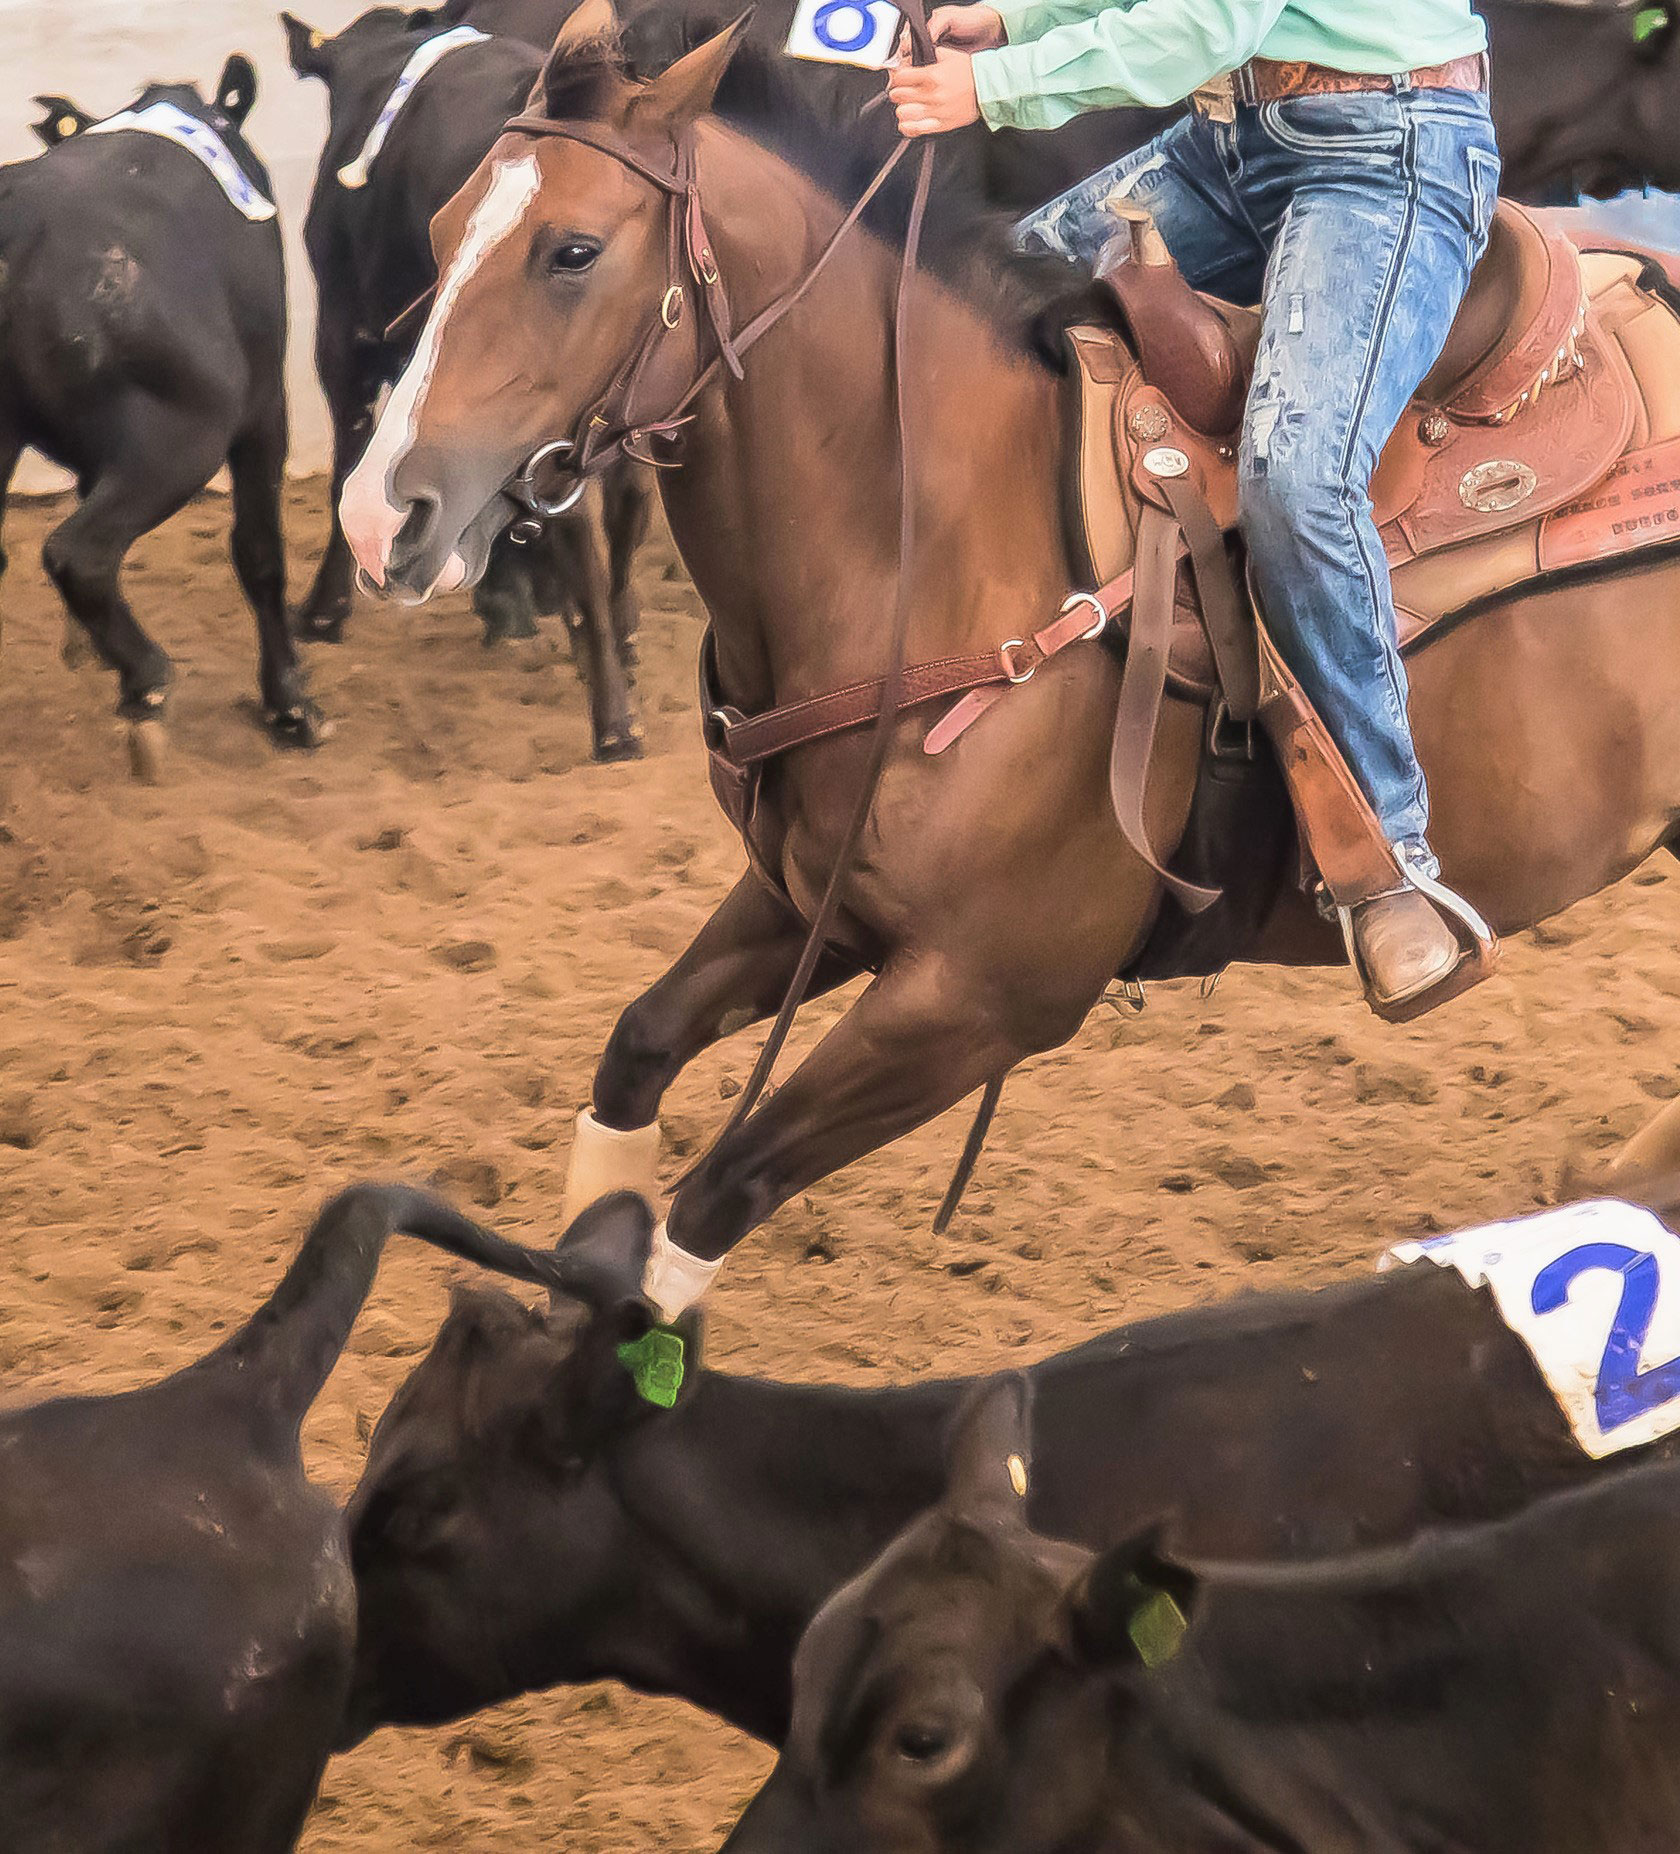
268,702,331,751
294,610,347,644
593,726,644,764
127,718,168,784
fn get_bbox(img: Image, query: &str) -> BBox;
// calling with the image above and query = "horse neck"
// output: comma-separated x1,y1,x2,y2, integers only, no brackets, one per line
662,124,1070,713
613,1370,961,1739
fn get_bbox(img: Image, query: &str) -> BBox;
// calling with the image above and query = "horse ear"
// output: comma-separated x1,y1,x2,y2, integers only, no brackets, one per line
216,54,259,125
941,1373,1033,1528
529,0,627,119
281,13,330,80
630,10,752,130
32,95,94,147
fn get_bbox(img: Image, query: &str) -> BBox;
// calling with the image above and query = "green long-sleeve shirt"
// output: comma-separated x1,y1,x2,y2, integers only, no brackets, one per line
972,0,1488,132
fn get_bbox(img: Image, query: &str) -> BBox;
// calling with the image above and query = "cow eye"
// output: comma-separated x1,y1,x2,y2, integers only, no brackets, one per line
548,237,601,276
893,1721,951,1763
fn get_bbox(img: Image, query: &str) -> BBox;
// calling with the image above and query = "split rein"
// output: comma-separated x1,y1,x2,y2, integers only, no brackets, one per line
499,22,944,1142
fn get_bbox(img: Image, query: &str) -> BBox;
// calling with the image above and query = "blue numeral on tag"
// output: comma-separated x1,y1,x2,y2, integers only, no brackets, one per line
1531,1241,1680,1431
813,0,879,50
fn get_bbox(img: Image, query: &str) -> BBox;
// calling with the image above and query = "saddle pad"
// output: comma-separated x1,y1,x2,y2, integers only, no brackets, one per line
1386,1200,1680,1459
337,26,491,189
86,102,275,222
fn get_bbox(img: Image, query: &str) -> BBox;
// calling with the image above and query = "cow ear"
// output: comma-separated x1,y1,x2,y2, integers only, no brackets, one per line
216,54,259,125
629,10,751,132
32,95,94,147
550,1190,658,1339
941,1374,1033,1528
1066,1523,1199,1671
281,13,330,80
1633,3,1674,62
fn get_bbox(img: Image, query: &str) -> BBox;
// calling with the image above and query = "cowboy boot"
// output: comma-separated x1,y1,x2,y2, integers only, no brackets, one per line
1252,625,1498,1023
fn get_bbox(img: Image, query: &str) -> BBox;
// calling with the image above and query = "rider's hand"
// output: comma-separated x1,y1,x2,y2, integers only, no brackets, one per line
925,5,1006,50
891,4,1005,61
889,46,984,137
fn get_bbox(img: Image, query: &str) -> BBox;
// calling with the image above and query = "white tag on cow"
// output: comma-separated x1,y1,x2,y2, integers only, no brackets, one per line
86,102,276,222
785,0,902,68
337,25,491,190
1387,1199,1680,1459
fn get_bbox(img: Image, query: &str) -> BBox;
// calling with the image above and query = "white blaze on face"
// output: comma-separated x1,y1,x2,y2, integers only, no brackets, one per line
341,151,543,591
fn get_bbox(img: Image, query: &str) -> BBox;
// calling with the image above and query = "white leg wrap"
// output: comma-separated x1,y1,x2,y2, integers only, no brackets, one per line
642,1220,723,1323
562,1110,662,1227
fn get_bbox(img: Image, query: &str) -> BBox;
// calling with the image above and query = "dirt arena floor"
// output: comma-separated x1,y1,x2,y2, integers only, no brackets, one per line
2,476,1678,1849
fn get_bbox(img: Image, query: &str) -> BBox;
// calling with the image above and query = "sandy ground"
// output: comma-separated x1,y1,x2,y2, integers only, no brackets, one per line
2,476,1678,1849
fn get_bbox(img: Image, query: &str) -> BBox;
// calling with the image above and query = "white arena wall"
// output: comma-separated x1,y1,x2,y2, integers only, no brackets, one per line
0,0,372,487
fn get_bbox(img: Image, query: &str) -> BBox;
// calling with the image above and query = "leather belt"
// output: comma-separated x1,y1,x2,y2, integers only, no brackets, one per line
1194,51,1488,117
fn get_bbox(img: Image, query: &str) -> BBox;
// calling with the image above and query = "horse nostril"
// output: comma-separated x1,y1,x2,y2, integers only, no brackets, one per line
393,493,440,563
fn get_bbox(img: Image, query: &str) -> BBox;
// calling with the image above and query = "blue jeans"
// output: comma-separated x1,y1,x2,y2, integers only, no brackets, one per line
1020,86,1501,852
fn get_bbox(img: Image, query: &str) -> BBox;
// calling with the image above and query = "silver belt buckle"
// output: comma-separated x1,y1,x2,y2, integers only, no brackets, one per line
1191,73,1236,123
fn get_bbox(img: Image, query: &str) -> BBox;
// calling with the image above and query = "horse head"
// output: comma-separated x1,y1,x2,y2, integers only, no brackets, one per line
340,0,749,602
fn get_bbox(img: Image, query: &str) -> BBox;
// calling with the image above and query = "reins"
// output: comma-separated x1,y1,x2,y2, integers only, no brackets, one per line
501,20,954,1152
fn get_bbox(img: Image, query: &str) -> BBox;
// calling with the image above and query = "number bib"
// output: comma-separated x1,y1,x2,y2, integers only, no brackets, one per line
785,0,903,68
1388,1200,1680,1459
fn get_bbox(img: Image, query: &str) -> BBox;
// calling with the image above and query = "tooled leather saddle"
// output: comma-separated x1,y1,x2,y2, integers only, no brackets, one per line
1050,200,1680,1000
701,200,1680,1008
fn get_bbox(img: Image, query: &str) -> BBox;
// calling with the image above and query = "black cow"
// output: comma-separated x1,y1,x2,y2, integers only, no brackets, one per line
282,6,649,759
1483,0,1680,201
0,61,320,782
0,1183,579,1853
726,1374,1680,1854
343,1192,1665,1748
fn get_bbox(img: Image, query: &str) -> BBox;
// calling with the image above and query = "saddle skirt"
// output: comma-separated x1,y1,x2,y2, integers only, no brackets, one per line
1065,200,1680,700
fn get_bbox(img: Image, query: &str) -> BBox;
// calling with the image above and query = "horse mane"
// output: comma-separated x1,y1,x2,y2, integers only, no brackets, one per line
557,10,1104,361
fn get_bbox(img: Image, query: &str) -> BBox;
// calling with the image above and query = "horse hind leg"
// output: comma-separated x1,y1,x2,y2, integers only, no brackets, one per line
228,405,324,748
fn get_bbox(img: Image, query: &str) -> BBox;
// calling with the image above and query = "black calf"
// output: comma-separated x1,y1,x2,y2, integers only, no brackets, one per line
0,1184,579,1853
283,5,649,759
0,60,321,779
343,1193,1664,1748
729,1375,1680,1853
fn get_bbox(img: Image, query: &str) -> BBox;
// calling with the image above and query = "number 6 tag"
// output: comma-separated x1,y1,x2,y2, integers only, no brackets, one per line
785,0,903,68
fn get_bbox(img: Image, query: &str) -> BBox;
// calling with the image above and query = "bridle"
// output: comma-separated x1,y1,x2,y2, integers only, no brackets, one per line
496,98,922,518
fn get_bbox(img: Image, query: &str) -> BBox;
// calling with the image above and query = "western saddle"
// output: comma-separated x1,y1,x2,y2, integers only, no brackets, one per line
702,201,1680,1020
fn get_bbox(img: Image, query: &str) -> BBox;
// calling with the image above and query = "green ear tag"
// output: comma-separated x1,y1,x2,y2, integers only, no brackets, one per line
617,1325,686,1409
1127,1589,1188,1670
1634,5,1668,42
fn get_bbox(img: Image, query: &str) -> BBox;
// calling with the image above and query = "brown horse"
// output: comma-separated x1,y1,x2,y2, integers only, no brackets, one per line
341,10,1680,1294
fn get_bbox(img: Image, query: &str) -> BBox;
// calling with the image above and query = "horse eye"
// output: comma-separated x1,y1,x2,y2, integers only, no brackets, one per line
548,239,601,276
893,1721,951,1763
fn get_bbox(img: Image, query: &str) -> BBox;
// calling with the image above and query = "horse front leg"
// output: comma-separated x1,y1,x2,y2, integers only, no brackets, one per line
648,950,1057,1315
565,872,858,1223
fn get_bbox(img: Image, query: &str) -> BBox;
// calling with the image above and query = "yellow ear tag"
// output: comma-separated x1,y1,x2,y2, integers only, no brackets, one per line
309,28,325,48
59,118,78,138
1127,1589,1188,1670
1007,1453,1028,1499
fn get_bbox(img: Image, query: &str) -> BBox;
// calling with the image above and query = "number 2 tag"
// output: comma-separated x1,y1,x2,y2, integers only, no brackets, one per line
1389,1200,1680,1459
785,0,903,68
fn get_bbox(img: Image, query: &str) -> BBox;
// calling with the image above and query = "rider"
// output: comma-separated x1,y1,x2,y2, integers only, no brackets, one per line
889,0,1498,1014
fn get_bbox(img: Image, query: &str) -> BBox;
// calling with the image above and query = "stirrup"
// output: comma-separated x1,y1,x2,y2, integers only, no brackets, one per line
1335,852,1500,1026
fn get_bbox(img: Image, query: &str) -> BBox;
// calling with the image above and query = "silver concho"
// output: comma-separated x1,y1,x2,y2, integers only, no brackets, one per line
1128,404,1171,444
1459,459,1538,514
1142,446,1191,479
